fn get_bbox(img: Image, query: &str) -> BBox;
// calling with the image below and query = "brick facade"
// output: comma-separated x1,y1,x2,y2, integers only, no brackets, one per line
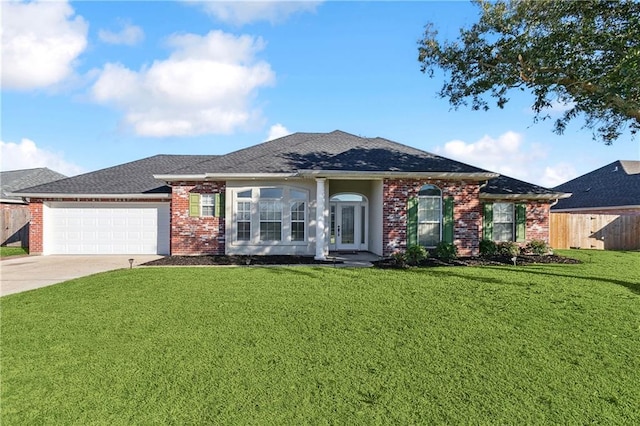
525,201,551,242
382,178,482,256
171,181,226,255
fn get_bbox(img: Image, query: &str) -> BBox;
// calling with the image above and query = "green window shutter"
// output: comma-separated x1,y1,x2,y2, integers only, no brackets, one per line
214,193,225,218
515,203,526,242
443,197,454,244
407,197,418,247
189,193,200,217
482,203,493,241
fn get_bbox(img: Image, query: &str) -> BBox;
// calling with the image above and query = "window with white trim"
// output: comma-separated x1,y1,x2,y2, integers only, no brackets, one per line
418,184,442,247
201,194,215,217
493,202,514,242
234,187,307,243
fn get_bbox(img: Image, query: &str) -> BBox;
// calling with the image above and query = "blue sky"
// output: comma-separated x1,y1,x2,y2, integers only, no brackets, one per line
2,0,638,187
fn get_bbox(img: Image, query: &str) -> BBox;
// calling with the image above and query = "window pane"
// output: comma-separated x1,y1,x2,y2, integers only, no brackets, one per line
260,188,283,198
330,193,364,202
291,222,305,241
494,223,513,242
418,184,441,197
237,222,251,241
290,189,306,199
418,223,439,247
494,203,513,223
260,222,282,241
238,190,252,198
202,206,214,216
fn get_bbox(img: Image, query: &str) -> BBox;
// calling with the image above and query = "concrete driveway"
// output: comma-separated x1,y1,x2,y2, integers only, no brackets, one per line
0,255,162,297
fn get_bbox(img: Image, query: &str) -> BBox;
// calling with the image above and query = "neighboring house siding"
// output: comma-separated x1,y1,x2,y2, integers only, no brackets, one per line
382,178,482,257
171,182,226,256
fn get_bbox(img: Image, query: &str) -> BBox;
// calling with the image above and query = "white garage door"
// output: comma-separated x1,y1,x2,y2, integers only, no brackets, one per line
44,202,170,255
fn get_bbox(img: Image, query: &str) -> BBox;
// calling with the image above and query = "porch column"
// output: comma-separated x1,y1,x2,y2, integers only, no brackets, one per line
315,178,327,260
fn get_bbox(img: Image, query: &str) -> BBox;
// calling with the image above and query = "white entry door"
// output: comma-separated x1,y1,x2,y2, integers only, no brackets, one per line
330,201,368,251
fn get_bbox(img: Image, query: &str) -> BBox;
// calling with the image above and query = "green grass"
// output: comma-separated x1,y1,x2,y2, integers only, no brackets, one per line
0,246,28,258
2,250,639,424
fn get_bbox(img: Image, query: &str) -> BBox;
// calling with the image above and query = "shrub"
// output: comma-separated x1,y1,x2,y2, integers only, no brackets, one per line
434,242,458,261
404,245,428,266
497,241,521,257
391,251,407,268
526,239,549,255
479,239,498,257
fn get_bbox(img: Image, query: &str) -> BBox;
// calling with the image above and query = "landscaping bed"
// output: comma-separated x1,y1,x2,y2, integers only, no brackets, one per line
143,255,340,266
372,254,582,268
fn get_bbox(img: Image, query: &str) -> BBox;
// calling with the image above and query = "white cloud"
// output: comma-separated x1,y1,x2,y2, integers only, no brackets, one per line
265,123,292,141
435,131,577,188
0,139,84,176
90,30,275,137
98,21,144,46
540,163,577,188
193,1,322,25
1,0,88,90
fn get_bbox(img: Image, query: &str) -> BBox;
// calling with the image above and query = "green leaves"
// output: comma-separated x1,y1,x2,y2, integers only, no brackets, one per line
418,0,640,144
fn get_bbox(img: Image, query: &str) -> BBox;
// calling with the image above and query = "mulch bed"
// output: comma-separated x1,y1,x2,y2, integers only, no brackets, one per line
142,255,340,266
142,254,581,268
372,254,582,269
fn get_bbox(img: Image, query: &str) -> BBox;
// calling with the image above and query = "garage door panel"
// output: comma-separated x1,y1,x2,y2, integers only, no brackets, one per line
45,203,169,255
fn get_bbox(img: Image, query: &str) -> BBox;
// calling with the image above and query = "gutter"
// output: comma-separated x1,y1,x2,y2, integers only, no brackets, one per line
154,173,298,181
7,192,172,200
296,170,500,180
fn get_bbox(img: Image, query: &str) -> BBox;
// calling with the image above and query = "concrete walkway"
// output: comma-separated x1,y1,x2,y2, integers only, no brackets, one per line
326,251,382,267
0,255,162,297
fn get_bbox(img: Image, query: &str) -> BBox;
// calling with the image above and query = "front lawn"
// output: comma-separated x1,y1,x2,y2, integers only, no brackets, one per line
2,250,638,424
0,246,28,258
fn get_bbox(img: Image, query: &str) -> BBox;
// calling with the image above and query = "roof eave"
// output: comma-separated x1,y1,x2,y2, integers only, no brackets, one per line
480,192,572,201
297,170,499,180
8,192,172,200
0,197,27,204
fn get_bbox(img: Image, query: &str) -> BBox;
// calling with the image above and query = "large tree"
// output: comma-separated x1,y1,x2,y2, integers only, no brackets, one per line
418,0,640,144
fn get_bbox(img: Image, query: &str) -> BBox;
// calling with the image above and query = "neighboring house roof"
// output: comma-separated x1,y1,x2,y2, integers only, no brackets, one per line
11,131,568,200
10,155,215,198
552,160,640,211
1,168,67,203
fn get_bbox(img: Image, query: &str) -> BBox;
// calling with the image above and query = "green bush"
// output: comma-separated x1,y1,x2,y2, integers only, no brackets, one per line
497,241,521,257
479,239,498,257
526,239,549,255
390,251,407,268
404,245,428,266
434,242,458,261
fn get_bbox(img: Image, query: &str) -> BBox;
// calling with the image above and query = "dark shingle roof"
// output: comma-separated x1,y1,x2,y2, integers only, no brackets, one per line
482,174,565,198
12,155,215,195
1,168,67,201
170,130,491,174
552,160,640,210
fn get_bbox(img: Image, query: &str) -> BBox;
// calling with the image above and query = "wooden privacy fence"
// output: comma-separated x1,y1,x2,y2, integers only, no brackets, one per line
1,207,30,248
550,213,640,250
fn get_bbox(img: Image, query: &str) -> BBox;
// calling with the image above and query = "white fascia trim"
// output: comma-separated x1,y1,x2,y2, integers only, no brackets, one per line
480,192,572,201
552,205,640,213
297,170,500,180
0,198,27,204
154,173,298,181
8,193,172,199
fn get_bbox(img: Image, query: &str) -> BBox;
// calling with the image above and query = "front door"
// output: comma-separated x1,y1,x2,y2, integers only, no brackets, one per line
330,200,368,251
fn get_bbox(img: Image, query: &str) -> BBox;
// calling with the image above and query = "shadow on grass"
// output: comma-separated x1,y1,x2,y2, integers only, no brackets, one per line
480,266,640,295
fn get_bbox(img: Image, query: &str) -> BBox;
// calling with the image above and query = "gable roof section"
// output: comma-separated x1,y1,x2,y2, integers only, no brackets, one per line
552,160,640,210
482,174,569,200
10,155,215,198
1,168,67,203
161,130,497,178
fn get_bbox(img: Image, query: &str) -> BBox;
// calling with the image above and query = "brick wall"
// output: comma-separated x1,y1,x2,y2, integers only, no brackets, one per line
525,201,550,242
28,200,43,254
171,182,226,255
382,179,482,256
